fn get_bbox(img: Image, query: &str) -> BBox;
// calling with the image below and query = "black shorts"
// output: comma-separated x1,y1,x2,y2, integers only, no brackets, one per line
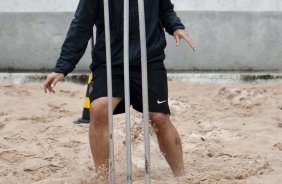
89,61,170,115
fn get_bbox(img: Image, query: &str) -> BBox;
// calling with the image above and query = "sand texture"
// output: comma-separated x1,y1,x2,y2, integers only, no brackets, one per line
0,81,282,184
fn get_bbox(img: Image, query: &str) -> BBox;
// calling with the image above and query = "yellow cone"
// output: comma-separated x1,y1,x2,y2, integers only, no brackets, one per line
74,73,92,124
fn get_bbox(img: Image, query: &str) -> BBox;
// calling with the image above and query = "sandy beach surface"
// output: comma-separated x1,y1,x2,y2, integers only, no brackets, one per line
0,80,282,184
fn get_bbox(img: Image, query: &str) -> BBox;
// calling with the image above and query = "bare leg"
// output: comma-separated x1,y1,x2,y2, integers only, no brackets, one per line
89,97,123,181
150,112,185,177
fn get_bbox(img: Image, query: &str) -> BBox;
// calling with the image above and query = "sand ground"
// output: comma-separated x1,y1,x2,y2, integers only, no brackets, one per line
0,80,282,184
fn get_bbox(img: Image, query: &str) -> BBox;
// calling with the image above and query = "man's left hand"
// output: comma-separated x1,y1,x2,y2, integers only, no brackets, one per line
173,29,196,51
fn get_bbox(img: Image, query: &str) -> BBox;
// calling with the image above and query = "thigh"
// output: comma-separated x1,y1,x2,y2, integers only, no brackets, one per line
90,97,123,113
90,97,123,123
89,66,126,114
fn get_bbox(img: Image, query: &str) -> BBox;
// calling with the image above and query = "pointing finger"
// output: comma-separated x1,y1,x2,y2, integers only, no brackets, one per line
183,34,196,51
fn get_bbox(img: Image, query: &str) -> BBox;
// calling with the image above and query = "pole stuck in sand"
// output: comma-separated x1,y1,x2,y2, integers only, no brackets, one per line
103,0,115,183
137,0,151,183
123,0,133,183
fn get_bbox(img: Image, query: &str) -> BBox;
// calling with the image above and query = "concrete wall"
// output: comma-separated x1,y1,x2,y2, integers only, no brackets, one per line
0,0,282,71
1,0,282,12
173,0,282,11
166,11,282,71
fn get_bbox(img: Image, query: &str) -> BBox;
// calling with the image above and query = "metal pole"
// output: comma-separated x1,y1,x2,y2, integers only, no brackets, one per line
103,0,115,183
123,0,132,183
137,0,151,183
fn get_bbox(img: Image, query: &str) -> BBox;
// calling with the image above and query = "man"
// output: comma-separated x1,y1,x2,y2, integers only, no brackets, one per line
43,0,196,181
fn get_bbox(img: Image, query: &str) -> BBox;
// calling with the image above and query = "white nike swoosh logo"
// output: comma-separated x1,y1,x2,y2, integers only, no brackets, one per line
157,100,167,104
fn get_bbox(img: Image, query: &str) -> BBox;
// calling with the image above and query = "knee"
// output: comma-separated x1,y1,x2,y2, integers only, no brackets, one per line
149,112,170,129
90,99,108,125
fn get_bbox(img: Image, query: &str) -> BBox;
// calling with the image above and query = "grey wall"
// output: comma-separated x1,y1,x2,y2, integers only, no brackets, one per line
0,0,282,71
166,11,282,71
1,0,282,12
1,13,83,71
0,13,93,71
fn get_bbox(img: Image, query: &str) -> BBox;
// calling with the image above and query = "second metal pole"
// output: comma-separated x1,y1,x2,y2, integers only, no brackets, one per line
124,0,132,183
137,0,151,183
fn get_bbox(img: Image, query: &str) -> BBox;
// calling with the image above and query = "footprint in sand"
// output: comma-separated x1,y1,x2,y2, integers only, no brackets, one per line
48,104,61,111
18,117,29,121
212,157,272,181
0,112,7,117
30,116,49,123
59,89,78,97
31,177,81,184
19,116,49,123
273,143,282,151
4,89,31,96
0,142,9,149
0,123,5,130
0,150,26,163
59,140,82,148
3,84,14,88
48,103,72,116
216,87,267,109
169,98,189,116
130,122,144,144
20,158,49,172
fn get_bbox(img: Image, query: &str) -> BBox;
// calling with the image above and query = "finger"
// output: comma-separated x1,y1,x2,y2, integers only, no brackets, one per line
47,86,55,93
46,81,55,93
174,34,180,46
44,76,55,93
186,35,196,50
46,83,53,93
50,87,55,93
51,77,60,88
43,80,51,94
184,35,196,51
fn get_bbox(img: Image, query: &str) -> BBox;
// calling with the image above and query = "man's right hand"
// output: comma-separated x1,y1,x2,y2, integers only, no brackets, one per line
43,72,65,93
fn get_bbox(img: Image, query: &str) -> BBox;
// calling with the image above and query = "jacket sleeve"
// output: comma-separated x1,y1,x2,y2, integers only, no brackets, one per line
160,0,185,35
53,0,98,76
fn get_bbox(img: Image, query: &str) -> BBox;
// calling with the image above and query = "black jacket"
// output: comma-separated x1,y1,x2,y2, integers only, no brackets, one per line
53,0,185,75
